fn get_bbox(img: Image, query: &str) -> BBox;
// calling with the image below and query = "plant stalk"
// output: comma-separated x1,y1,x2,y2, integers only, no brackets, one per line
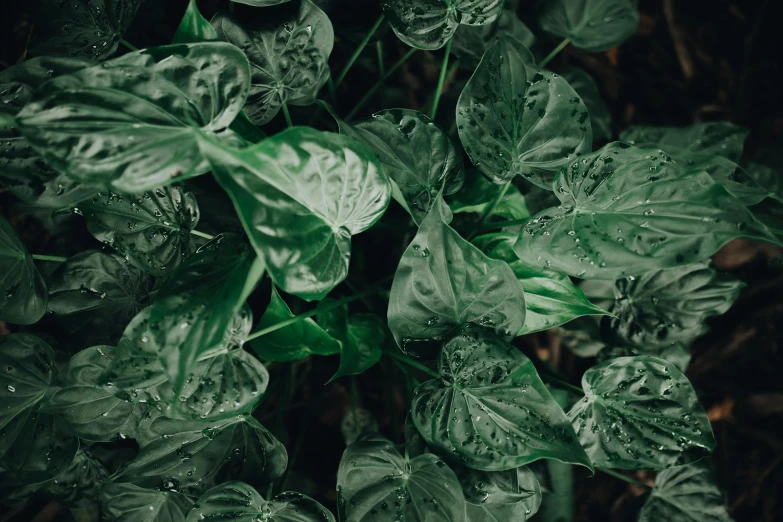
119,38,139,51
382,348,440,379
190,230,215,240
466,181,512,240
468,216,530,232
598,468,652,488
335,14,385,91
539,38,571,68
346,48,418,120
31,254,68,262
429,38,453,120
282,103,294,128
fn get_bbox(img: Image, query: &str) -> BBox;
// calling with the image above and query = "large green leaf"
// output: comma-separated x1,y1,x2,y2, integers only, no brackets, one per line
318,304,384,381
0,216,47,325
43,448,108,507
384,0,503,50
113,415,287,496
513,142,778,279
1,411,79,483
475,231,608,334
251,286,341,362
337,434,467,522
597,343,691,373
101,482,194,522
79,186,200,277
45,251,153,347
328,107,464,224
455,465,542,522
388,206,525,359
186,482,335,522
0,56,96,208
32,0,141,60
538,0,640,53
411,326,591,470
606,263,743,348
568,356,715,470
559,67,612,141
212,2,333,125
450,171,530,223
15,43,251,193
200,127,391,301
452,9,536,68
456,37,592,188
43,346,146,442
638,461,732,522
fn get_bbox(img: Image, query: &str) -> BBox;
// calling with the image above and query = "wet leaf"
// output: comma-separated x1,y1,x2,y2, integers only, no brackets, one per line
559,67,612,141
101,482,194,522
452,9,536,68
43,448,108,506
318,304,384,381
568,356,715,470
0,216,48,325
454,465,541,521
449,171,530,223
597,343,691,373
538,0,640,53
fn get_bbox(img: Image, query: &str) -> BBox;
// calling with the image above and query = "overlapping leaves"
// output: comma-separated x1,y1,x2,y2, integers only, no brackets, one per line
0,216,48,325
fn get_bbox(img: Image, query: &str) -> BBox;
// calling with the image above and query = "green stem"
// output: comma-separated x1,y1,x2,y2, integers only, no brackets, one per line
120,39,139,51
389,358,421,387
31,254,67,262
346,48,418,120
598,468,652,488
466,181,512,240
582,295,616,301
539,38,571,68
190,230,215,240
429,38,453,120
376,41,386,104
245,275,393,342
382,349,440,380
351,377,360,437
335,14,385,91
467,216,530,232
282,103,294,128
545,376,584,396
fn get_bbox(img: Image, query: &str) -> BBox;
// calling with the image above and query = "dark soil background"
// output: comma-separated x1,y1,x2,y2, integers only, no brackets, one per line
1,0,782,521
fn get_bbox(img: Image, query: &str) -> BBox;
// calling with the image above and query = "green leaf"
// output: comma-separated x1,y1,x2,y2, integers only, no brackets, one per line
538,0,640,53
450,171,530,224
606,263,743,348
411,326,592,470
638,460,731,522
32,0,142,61
113,415,287,496
45,251,154,347
318,304,384,381
383,0,503,50
232,0,294,6
200,127,391,301
0,215,48,325
211,2,333,125
455,465,542,521
475,232,608,333
568,355,715,470
513,142,778,279
1,411,79,483
452,9,536,68
101,482,194,522
43,448,108,507
16,42,251,193
251,286,341,362
558,316,606,358
388,206,525,359
78,186,200,277
173,0,220,44
327,107,464,225
457,37,592,188
186,482,335,522
337,434,467,522
559,67,612,141
597,343,691,373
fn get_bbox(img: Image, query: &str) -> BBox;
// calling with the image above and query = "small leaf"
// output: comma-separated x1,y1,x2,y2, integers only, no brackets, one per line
173,0,220,44
457,37,592,188
212,2,333,125
452,9,536,68
449,171,530,223
16,43,251,193
455,465,542,521
388,206,525,359
251,286,341,362
559,67,612,141
538,0,640,53
101,482,194,522
43,448,108,507
411,326,592,470
513,142,778,279
568,356,715,470
186,481,335,522
318,304,384,381
200,127,391,301
337,434,467,522
113,415,287,496
79,186,200,277
0,215,48,325
638,460,732,522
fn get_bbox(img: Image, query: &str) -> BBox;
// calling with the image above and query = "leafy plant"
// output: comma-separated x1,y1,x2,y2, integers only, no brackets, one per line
0,0,763,521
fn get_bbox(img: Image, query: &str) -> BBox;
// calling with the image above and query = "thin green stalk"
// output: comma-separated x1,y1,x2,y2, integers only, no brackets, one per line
466,181,512,240
376,41,386,105
598,468,652,488
190,230,215,240
229,1,235,13
335,14,385,90
539,38,571,68
351,377,360,437
382,349,440,380
31,254,67,262
282,103,294,128
429,38,453,119
120,39,139,51
467,216,530,232
346,47,418,120
389,357,421,387
545,376,584,396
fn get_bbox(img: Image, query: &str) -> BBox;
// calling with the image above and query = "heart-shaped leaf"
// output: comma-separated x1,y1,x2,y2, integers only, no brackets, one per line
559,67,612,141
388,206,525,359
513,142,778,279
101,482,194,522
538,0,640,53
411,326,592,470
569,356,715,470
318,303,384,381
455,465,542,521
457,37,592,188
16,42,251,193
0,216,48,325
452,9,536,68
200,127,391,301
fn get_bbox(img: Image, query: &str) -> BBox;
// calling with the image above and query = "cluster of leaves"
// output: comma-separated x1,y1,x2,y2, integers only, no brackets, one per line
1,0,778,520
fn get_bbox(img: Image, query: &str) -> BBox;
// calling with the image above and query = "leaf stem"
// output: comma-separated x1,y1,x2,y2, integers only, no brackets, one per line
466,181,512,240
467,216,530,232
119,38,139,51
545,376,585,395
190,230,215,240
346,47,418,120
382,348,440,380
31,254,67,262
598,468,652,488
282,103,294,128
377,41,386,104
335,14,385,91
539,38,571,68
429,38,453,120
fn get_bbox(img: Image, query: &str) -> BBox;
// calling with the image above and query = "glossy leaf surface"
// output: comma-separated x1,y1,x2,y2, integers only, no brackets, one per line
411,327,591,470
0,216,48,325
449,171,530,224
173,0,220,44
455,465,541,521
337,434,466,522
513,142,778,279
202,127,390,301
538,0,640,52
620,122,748,162
457,37,592,188
101,482,194,522
559,67,612,141
16,43,251,193
569,356,715,470
452,9,536,68
388,207,525,359
318,304,384,381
